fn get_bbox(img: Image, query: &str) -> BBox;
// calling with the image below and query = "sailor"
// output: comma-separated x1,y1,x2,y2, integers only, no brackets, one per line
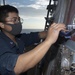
0,5,66,75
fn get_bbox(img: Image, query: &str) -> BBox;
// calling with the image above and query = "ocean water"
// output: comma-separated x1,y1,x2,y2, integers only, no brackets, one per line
21,29,44,33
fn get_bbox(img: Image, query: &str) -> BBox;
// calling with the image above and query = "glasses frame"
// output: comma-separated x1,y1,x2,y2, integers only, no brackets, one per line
4,17,24,24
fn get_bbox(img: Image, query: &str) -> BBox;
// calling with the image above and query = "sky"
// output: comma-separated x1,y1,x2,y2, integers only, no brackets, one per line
4,0,49,29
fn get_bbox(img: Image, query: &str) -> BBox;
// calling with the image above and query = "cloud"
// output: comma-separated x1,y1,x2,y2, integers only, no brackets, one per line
27,0,49,9
6,0,48,20
18,6,47,17
9,0,49,9
16,0,49,18
36,0,49,6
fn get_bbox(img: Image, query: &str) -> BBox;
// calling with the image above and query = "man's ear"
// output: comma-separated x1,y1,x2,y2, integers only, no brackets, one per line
0,22,4,28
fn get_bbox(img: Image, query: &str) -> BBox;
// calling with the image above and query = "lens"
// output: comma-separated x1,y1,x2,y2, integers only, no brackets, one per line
19,18,24,24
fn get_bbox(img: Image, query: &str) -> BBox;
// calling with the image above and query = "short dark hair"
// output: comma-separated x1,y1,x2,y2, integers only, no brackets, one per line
0,5,19,22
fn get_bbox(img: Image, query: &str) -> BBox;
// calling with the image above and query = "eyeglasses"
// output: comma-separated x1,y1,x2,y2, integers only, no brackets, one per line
19,17,24,24
4,17,24,24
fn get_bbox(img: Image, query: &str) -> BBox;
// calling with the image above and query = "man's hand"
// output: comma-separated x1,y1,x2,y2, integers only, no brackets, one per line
46,23,66,44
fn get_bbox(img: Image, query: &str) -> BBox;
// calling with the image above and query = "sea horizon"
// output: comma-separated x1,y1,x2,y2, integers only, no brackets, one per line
21,29,44,33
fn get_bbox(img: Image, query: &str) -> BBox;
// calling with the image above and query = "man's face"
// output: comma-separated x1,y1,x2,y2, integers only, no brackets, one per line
0,12,22,36
1,12,20,32
5,12,19,24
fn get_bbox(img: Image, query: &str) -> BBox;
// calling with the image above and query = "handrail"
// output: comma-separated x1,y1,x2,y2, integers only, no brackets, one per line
0,0,5,6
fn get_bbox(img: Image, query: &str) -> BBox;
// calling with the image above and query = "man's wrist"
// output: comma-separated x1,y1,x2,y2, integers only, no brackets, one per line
38,31,47,39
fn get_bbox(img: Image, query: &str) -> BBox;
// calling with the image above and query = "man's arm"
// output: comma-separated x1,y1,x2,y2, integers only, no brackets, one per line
14,23,66,75
38,31,47,39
